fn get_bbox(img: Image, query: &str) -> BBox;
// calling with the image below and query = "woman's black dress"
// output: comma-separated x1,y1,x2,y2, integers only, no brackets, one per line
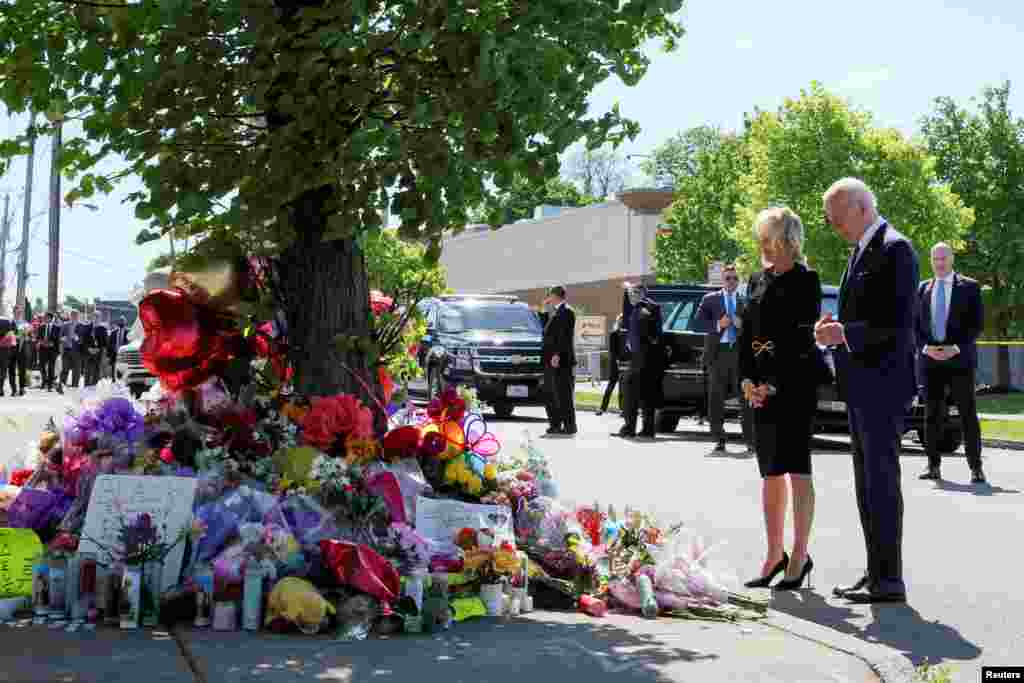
739,263,822,478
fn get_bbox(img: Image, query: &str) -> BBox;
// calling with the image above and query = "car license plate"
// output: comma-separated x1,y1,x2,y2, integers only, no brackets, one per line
507,385,529,398
818,400,846,412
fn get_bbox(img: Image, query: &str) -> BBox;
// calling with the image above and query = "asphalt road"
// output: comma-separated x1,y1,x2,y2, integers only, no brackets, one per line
2,389,1020,682
485,405,1022,683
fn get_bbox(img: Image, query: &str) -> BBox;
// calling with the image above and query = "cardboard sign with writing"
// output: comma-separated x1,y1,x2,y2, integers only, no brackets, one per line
78,475,197,594
0,527,43,598
415,497,514,548
574,315,608,350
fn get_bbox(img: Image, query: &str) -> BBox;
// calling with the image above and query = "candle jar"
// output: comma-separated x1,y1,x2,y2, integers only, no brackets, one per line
141,562,163,627
119,565,142,629
47,557,67,613
212,602,237,631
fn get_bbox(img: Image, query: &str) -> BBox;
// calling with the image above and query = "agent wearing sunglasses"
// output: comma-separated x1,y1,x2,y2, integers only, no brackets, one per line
694,264,754,455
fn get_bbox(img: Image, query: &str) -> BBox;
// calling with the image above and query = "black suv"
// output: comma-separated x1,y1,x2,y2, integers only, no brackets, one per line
409,295,547,418
613,284,964,452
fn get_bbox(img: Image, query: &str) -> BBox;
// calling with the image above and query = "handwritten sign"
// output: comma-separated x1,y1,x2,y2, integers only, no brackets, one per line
574,316,608,350
78,476,197,594
415,497,514,548
0,528,42,598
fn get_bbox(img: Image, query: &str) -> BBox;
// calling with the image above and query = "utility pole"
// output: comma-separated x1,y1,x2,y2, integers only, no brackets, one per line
16,117,35,316
0,194,10,315
47,119,63,314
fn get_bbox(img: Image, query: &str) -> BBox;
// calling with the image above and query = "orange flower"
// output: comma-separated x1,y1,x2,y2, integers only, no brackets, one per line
344,434,380,465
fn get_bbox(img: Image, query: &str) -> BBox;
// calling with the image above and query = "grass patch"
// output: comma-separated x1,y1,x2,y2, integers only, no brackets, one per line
914,660,953,683
976,392,1024,416
981,419,1024,442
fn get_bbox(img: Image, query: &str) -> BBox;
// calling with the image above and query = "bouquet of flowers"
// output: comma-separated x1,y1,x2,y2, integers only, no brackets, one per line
379,522,432,572
83,511,188,567
456,528,520,585
309,456,388,542
64,397,146,446
300,394,373,455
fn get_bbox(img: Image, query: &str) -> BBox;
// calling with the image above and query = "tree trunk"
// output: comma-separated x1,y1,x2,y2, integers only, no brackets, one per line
277,193,383,431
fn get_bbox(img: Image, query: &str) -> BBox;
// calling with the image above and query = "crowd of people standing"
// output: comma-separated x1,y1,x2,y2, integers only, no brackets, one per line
0,308,130,395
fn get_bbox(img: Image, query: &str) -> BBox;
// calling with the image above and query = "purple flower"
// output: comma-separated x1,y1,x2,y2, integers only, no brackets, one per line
65,410,101,445
95,398,145,442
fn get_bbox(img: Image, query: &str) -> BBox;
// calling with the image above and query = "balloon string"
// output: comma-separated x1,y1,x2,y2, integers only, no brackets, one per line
338,362,388,417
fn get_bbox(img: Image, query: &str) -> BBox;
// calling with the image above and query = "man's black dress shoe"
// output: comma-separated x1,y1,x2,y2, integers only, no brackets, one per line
614,428,636,438
546,427,564,435
971,467,987,484
918,467,941,480
832,575,870,598
843,589,906,604
563,428,578,436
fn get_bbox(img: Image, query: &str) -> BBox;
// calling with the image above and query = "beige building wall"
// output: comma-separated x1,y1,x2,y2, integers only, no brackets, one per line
439,191,672,330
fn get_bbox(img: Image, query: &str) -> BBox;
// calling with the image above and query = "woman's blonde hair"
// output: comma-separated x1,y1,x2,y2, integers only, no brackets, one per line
754,207,805,262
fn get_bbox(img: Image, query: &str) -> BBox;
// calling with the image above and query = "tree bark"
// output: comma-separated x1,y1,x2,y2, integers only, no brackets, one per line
277,190,382,427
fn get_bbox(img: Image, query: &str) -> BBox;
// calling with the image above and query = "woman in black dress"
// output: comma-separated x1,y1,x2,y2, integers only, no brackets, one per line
739,207,821,591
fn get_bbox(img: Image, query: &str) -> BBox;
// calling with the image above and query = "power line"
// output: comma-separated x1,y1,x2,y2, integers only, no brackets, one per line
30,236,146,274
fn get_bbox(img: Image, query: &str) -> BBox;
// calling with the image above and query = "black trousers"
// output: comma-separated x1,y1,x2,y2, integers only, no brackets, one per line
108,353,118,380
599,356,619,412
61,350,82,387
11,349,30,393
849,401,906,595
83,350,102,386
544,365,577,431
923,366,982,470
39,348,59,389
622,366,659,435
0,348,13,394
708,347,753,446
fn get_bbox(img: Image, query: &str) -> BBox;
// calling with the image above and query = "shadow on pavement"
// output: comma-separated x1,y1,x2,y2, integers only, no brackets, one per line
934,480,1021,496
484,413,548,424
178,615,716,683
770,590,982,667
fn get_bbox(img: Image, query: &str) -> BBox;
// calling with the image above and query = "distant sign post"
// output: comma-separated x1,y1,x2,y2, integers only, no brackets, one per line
575,315,608,350
708,261,725,286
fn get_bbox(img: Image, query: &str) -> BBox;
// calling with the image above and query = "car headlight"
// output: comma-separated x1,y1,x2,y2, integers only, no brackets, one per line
453,348,474,370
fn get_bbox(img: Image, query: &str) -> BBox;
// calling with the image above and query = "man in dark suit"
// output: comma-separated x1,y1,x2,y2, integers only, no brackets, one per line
693,264,754,454
542,286,577,436
0,316,17,396
816,178,919,605
617,284,665,439
36,312,62,391
59,310,84,389
916,243,986,483
108,316,130,380
82,317,107,387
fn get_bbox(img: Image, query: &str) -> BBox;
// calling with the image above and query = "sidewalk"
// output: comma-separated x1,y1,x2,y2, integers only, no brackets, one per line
0,611,882,683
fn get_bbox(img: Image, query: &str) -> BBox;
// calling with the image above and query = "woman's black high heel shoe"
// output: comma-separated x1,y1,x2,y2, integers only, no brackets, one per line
744,552,789,588
774,555,814,591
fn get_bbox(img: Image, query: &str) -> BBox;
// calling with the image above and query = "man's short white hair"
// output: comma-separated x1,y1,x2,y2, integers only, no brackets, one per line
823,177,877,210
931,241,954,256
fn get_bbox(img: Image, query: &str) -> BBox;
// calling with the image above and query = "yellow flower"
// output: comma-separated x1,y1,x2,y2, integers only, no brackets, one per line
457,466,472,485
494,549,520,574
467,476,482,495
483,463,497,481
445,462,460,484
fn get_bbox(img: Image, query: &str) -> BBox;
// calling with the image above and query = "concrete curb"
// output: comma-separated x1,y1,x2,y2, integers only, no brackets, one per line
763,608,915,683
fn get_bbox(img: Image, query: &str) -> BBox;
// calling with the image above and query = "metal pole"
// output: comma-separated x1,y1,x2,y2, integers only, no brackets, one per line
0,193,10,314
16,119,35,312
47,120,62,314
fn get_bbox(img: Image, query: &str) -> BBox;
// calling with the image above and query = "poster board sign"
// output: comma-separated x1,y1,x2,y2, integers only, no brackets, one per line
0,527,43,598
415,497,515,548
574,315,608,350
707,261,725,287
78,476,197,594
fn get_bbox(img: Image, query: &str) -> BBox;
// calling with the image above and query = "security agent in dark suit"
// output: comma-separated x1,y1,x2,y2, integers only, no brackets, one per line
82,319,108,387
0,317,17,396
616,284,665,439
542,286,578,436
916,243,986,483
693,265,754,454
36,312,62,391
816,178,918,604
108,316,130,380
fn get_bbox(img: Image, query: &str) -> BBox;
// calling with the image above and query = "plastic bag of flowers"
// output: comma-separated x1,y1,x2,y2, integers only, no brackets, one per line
265,493,339,553
264,576,335,635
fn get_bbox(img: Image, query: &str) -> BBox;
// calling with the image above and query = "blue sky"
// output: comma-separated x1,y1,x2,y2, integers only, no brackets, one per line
0,0,1021,305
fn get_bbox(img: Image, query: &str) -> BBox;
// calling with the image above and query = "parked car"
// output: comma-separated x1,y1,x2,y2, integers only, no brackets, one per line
612,283,963,452
408,294,547,418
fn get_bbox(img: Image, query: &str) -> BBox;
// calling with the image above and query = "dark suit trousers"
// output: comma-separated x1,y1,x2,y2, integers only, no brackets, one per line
39,348,59,388
599,356,620,412
848,401,906,595
0,348,13,394
708,347,753,445
545,365,576,431
83,350,102,386
923,366,982,470
61,350,82,387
